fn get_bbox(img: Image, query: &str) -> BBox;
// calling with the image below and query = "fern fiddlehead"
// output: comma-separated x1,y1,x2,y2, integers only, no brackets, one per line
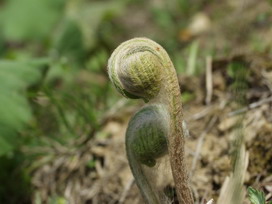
108,38,194,204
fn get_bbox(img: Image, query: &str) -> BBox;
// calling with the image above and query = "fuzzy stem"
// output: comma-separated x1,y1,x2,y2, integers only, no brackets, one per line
157,56,194,204
145,41,194,203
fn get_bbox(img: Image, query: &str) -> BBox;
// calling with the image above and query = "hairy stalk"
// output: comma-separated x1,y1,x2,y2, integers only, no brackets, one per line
108,38,193,204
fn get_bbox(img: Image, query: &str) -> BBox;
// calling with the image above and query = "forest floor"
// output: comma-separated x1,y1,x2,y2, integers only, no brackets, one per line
31,0,272,203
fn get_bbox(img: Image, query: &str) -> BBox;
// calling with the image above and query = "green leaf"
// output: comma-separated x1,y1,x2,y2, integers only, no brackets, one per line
86,159,96,169
1,0,64,41
0,134,14,156
65,1,125,49
86,49,109,72
48,196,68,204
55,19,86,64
0,33,5,57
181,92,195,103
247,187,266,204
0,60,42,155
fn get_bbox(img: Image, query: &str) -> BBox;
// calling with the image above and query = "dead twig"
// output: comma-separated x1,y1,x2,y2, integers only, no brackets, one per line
228,96,272,117
190,116,218,177
188,106,214,121
206,199,214,204
119,178,135,203
205,56,213,105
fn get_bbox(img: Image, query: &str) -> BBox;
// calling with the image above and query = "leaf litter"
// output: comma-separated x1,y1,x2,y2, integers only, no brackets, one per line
30,0,272,203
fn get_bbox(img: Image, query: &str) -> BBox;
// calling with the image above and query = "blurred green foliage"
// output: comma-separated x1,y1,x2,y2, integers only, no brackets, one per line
0,154,31,204
0,60,43,155
227,61,250,106
0,0,128,201
1,0,64,41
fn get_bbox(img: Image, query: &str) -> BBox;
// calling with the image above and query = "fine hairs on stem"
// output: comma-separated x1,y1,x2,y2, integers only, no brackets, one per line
108,38,194,204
